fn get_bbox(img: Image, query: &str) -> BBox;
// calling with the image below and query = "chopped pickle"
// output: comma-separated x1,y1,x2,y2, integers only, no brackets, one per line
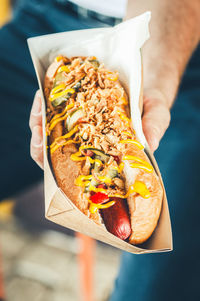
52,96,68,107
107,169,118,179
53,72,67,86
66,108,84,131
85,148,110,163
89,59,100,69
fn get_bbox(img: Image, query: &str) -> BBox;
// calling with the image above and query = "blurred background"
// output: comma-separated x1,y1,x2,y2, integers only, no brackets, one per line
0,1,121,300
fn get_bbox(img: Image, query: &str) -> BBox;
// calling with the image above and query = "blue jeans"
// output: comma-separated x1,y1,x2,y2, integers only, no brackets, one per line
1,1,200,300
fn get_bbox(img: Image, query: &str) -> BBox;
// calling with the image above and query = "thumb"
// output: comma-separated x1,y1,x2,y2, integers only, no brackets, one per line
142,91,171,152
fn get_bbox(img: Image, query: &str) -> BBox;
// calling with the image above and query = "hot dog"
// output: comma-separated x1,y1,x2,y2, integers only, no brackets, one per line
44,55,163,245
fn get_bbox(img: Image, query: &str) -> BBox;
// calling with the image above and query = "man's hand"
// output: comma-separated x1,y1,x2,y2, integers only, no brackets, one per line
29,90,43,169
30,89,171,169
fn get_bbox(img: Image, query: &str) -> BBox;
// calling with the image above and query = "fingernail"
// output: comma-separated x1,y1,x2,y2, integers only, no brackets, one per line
32,126,42,147
32,94,41,116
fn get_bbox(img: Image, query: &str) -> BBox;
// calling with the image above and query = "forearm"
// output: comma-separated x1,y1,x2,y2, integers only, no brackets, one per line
126,0,200,108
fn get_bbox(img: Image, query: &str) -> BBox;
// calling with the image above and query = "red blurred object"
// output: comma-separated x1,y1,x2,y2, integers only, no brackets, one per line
90,192,109,204
76,233,95,301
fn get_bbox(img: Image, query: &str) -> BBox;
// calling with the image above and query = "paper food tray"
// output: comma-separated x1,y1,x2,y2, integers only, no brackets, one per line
28,12,172,254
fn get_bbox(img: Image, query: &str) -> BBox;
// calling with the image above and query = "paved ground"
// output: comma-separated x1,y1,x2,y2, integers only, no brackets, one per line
0,213,121,301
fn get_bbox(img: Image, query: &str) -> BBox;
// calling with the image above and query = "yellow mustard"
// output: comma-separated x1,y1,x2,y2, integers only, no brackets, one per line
120,139,144,150
96,176,112,184
50,125,79,150
109,181,150,199
75,175,112,187
120,96,128,105
55,56,64,62
107,71,118,81
112,162,124,173
133,181,151,198
50,88,75,102
107,75,118,81
123,155,153,173
57,65,70,73
117,111,131,125
50,140,80,154
48,102,75,133
50,101,74,123
70,145,95,162
121,131,132,138
51,84,65,95
88,185,108,193
88,157,103,166
89,200,116,214
75,175,93,186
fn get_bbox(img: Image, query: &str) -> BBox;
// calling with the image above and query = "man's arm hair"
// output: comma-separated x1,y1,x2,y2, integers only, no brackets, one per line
126,0,200,108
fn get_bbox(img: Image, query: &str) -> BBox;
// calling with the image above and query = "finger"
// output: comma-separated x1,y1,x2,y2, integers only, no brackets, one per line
30,125,44,169
142,97,170,152
29,90,42,131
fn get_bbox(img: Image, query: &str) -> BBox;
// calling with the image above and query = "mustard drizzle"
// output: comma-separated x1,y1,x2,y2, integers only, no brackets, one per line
123,155,153,173
48,102,75,133
120,139,144,150
89,200,116,213
50,125,79,154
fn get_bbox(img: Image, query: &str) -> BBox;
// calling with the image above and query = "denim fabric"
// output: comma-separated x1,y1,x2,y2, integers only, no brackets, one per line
110,45,200,301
